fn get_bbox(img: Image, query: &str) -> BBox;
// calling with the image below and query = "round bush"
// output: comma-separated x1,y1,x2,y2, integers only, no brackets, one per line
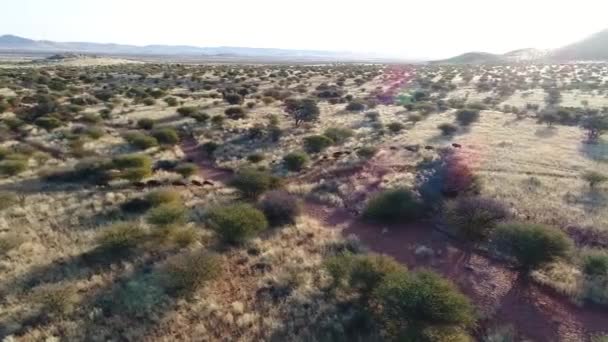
97,222,146,252
455,109,480,126
371,270,475,340
304,135,333,153
581,249,608,276
175,163,198,178
124,132,158,150
363,188,423,223
152,128,179,145
346,101,366,112
145,189,181,207
324,127,354,144
137,118,155,130
0,159,28,176
357,146,378,159
224,106,246,119
206,203,268,244
438,123,458,136
493,222,573,271
146,203,187,226
247,153,265,163
259,190,301,227
387,122,405,133
230,168,280,198
283,152,309,172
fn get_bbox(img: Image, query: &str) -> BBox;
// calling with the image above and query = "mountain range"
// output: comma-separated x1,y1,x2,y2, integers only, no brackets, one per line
1,28,608,63
0,34,362,61
433,28,608,64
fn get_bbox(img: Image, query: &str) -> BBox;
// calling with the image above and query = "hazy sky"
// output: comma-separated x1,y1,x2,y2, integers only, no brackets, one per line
2,0,607,59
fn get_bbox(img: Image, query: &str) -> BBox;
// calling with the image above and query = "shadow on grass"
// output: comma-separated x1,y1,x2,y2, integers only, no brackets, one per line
534,126,558,138
580,138,608,163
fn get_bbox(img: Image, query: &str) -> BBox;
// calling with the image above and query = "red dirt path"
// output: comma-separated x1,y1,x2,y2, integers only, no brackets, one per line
181,139,608,342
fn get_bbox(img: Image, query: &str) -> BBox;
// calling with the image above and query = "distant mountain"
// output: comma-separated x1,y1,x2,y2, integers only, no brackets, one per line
0,34,361,60
432,28,608,64
552,29,608,61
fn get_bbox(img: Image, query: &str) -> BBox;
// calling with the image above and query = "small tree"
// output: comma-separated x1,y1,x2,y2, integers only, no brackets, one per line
493,222,572,272
284,98,320,127
443,196,510,246
283,152,309,171
258,190,301,227
230,168,280,199
304,135,333,153
363,188,423,223
152,128,179,146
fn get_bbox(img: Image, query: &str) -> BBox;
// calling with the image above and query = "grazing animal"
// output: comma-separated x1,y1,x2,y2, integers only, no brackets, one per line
452,143,462,148
424,145,434,150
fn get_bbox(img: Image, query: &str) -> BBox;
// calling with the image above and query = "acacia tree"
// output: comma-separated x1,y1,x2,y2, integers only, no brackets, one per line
284,98,320,127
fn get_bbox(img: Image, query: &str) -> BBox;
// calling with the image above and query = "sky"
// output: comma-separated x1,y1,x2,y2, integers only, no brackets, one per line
1,0,608,60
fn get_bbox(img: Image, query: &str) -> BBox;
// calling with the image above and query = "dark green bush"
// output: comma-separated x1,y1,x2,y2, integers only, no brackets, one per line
152,127,179,145
0,159,28,176
97,222,146,252
137,118,155,130
201,141,220,157
164,97,178,106
346,101,366,112
455,109,480,126
177,106,198,116
387,122,405,133
582,249,608,276
224,106,246,119
147,203,187,226
363,188,423,223
124,132,158,150
112,277,166,317
207,203,268,244
224,93,243,105
304,135,333,153
438,123,458,136
259,190,301,227
247,153,265,163
34,116,62,131
357,146,378,159
371,270,475,341
283,151,309,171
145,189,181,207
230,168,280,198
493,222,573,271
324,127,354,144
175,163,198,178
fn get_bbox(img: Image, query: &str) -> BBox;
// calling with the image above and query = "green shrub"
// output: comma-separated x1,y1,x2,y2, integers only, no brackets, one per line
152,127,179,145
0,159,28,176
143,97,156,106
581,249,608,276
259,190,301,227
438,123,458,136
283,151,309,171
113,154,152,169
201,141,220,157
84,126,105,140
325,254,405,299
324,127,354,144
456,109,480,126
177,106,198,116
124,132,158,150
137,118,155,130
34,116,63,131
230,168,280,199
346,101,366,112
363,188,423,223
247,153,265,163
191,112,210,123
387,122,405,133
304,135,333,153
175,162,198,178
147,203,187,226
225,106,246,119
224,93,243,105
164,97,178,106
206,203,268,244
443,196,510,245
493,222,573,271
408,114,423,124
145,189,181,207
97,222,146,252
371,270,475,341
163,251,222,292
357,146,378,159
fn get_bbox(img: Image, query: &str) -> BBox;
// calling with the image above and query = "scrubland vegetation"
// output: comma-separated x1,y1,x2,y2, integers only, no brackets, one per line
0,60,607,341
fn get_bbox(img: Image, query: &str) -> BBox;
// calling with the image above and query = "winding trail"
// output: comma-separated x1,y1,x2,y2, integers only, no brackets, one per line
180,138,608,342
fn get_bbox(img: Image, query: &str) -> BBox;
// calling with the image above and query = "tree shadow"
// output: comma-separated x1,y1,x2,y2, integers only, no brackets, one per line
563,188,608,213
580,139,608,163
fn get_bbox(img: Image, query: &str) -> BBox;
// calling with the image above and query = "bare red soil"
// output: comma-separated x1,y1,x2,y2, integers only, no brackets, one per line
181,140,608,342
